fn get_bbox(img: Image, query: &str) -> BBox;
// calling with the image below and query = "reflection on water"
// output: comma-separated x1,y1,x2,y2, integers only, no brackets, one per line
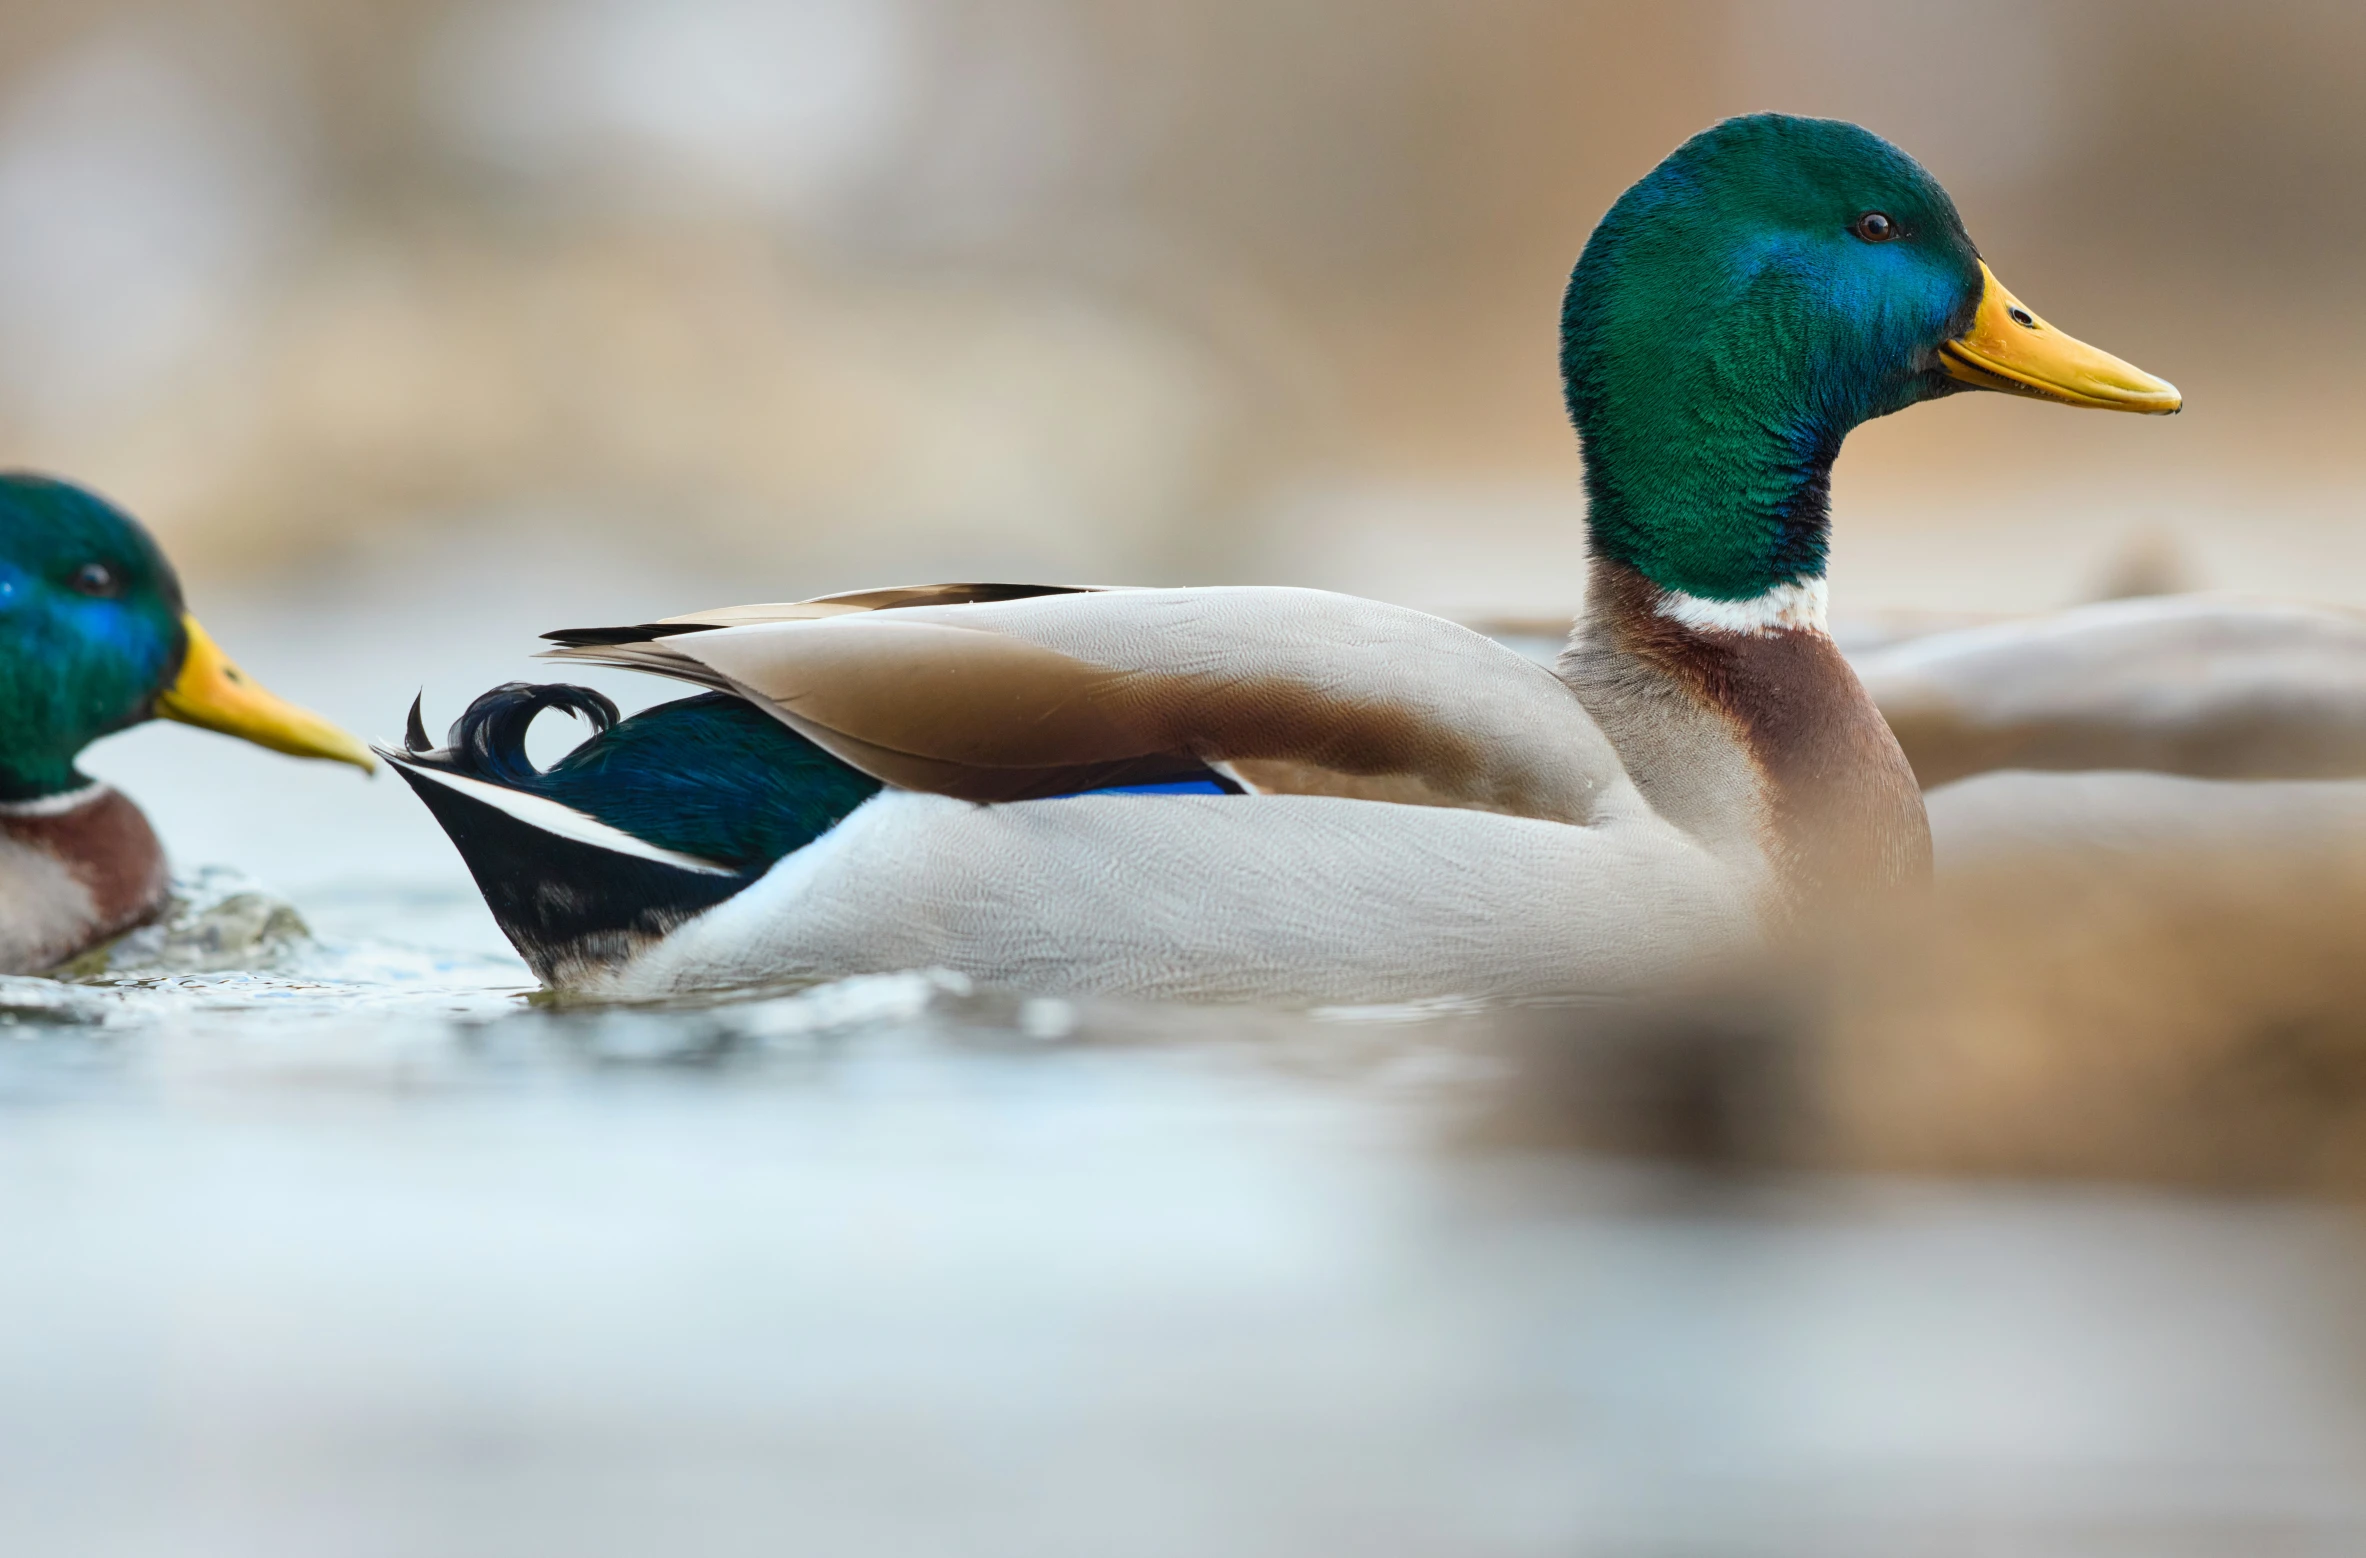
6,896,2366,1555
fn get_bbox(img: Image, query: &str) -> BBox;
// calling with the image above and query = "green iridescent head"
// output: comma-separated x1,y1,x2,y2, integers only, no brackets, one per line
1562,114,2179,603
0,474,373,803
0,477,190,801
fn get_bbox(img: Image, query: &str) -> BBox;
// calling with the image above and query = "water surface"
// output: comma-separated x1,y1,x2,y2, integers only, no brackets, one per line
11,556,2366,1556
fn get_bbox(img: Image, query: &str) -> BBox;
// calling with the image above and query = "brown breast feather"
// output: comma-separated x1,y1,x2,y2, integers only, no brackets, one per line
1594,562,1931,907
2,788,170,961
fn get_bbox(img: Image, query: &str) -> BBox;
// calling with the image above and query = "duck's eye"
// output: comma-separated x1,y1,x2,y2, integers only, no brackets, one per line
1852,212,1898,243
68,562,121,598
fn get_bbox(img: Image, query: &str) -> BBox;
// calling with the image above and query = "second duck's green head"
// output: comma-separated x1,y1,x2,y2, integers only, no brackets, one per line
0,474,374,804
1564,114,2179,605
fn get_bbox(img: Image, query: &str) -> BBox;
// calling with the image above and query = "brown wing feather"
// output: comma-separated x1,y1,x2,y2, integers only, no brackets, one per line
695,620,1149,765
544,585,1629,821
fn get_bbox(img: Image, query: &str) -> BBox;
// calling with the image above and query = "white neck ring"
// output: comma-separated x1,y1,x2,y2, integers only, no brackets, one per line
0,781,109,819
1654,576,1828,637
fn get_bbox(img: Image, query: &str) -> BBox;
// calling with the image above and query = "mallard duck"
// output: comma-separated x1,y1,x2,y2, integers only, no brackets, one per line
387,114,2178,1003
0,475,374,974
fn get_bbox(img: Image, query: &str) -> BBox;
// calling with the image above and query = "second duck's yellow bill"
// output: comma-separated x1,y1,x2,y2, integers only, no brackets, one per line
1940,261,2181,414
156,616,377,773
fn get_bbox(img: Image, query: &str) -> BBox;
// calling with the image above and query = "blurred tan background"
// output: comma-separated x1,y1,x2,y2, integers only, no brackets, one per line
0,0,2359,620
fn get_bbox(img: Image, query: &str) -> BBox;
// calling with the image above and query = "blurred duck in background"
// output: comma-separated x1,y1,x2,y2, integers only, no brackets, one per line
385,115,2179,1003
0,476,373,973
1859,592,2366,778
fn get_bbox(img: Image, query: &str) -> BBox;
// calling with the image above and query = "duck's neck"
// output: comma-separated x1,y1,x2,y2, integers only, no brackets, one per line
0,784,170,972
0,750,91,805
1564,226,1875,606
1557,558,1928,914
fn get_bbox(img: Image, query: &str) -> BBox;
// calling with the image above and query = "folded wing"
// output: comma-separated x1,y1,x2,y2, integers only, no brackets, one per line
543,584,1635,822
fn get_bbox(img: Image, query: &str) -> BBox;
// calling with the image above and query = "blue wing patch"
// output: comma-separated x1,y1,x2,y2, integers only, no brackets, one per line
1058,774,1243,799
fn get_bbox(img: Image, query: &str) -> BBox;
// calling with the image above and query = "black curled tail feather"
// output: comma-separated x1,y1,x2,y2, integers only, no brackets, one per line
443,682,620,785
390,680,722,987
386,681,884,989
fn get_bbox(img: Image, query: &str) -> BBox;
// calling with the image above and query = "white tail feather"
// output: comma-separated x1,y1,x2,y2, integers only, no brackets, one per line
382,755,736,876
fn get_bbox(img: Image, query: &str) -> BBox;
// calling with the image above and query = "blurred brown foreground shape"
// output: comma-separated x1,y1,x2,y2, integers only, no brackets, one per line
1495,822,2366,1200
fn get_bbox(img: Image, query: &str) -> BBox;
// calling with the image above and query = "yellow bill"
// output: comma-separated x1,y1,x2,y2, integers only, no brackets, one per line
1940,261,2181,414
156,615,377,774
